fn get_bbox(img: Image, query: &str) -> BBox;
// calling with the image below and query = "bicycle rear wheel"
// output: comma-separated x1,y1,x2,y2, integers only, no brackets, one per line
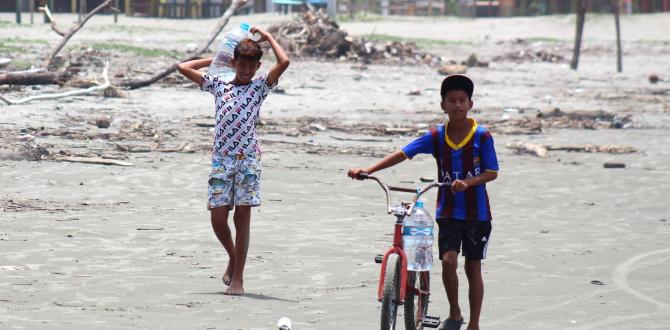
404,271,430,330
380,254,400,330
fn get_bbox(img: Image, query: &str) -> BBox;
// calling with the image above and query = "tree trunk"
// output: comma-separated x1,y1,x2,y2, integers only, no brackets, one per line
570,0,588,70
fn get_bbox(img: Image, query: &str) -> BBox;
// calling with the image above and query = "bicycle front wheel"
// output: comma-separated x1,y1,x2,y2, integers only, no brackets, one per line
404,271,430,330
380,253,400,330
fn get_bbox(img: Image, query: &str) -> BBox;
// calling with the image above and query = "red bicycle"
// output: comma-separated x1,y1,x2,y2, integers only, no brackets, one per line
356,173,447,330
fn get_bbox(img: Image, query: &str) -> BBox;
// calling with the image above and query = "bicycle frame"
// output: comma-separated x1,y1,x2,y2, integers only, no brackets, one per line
360,174,446,303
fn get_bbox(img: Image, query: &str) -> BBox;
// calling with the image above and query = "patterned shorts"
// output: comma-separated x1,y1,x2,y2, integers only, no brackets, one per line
208,155,261,210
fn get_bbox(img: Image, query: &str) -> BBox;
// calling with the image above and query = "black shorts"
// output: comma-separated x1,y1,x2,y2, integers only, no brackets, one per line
436,218,492,260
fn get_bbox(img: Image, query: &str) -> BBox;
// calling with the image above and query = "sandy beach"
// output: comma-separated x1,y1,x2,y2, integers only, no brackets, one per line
1,10,669,329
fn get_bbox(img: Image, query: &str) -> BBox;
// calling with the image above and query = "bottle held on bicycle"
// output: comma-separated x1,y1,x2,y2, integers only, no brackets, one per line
402,200,434,271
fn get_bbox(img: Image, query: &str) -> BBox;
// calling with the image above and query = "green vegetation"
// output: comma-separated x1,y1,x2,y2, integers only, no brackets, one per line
8,59,32,70
336,13,386,22
92,43,181,58
0,37,48,53
3,37,49,45
89,24,174,33
0,41,21,53
525,37,562,43
364,33,473,47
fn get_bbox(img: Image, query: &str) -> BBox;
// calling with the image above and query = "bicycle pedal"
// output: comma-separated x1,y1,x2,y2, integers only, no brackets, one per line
422,316,441,328
374,254,383,264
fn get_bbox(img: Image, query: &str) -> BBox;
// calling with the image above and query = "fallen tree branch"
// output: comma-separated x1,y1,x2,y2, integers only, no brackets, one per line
58,156,133,166
44,0,112,70
0,62,111,105
39,5,67,36
545,144,637,154
119,0,248,89
0,70,71,85
507,142,637,158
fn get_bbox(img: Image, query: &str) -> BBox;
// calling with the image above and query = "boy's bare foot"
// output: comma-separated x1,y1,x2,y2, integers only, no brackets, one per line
222,261,234,286
224,280,244,295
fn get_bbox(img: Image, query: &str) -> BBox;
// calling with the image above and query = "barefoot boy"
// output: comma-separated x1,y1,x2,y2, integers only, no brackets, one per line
178,27,289,295
348,75,498,330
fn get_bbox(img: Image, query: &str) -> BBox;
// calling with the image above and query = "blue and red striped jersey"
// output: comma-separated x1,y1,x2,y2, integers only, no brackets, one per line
401,119,499,221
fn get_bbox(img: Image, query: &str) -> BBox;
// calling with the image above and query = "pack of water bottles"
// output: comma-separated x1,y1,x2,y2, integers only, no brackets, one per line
209,22,260,81
402,200,434,272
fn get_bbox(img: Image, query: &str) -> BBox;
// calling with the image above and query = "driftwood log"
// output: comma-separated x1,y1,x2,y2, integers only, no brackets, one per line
119,0,248,89
0,62,111,105
59,156,133,166
507,141,637,158
0,70,71,85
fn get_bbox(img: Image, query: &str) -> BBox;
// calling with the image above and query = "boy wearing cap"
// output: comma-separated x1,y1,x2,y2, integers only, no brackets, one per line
348,75,498,330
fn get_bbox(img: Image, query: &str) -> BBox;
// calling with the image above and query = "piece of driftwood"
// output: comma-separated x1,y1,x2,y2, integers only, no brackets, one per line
119,0,248,89
44,0,113,70
506,141,549,158
546,144,637,154
59,156,133,166
0,70,71,85
0,62,111,105
39,5,67,36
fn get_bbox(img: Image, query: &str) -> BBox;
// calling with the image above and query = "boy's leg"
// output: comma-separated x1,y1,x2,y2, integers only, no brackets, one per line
461,221,491,330
208,157,236,286
464,259,483,330
442,250,462,321
224,155,261,295
210,206,235,286
437,218,464,323
226,205,251,295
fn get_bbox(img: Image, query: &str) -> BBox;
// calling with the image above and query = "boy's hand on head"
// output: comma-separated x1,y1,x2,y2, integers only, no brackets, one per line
451,179,469,192
250,27,270,42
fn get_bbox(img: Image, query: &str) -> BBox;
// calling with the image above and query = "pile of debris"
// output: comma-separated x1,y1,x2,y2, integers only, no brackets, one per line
0,129,50,161
492,49,567,64
267,7,445,66
537,108,632,129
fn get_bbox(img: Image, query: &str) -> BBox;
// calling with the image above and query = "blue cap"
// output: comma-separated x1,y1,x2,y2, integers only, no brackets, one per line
415,200,424,208
240,22,251,31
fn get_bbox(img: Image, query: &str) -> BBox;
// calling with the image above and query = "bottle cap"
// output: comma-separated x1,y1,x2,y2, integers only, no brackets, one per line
240,22,251,31
415,200,424,208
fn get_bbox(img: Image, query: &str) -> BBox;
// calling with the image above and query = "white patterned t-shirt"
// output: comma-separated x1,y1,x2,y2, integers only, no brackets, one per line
201,73,274,157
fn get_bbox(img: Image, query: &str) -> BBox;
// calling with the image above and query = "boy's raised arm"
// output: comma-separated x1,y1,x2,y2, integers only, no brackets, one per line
177,58,213,87
251,27,290,87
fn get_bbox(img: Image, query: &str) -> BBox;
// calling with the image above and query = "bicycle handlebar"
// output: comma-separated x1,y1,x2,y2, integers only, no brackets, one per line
356,173,449,215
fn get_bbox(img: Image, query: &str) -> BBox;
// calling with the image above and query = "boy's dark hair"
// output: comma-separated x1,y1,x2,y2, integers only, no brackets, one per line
440,74,474,99
234,39,263,61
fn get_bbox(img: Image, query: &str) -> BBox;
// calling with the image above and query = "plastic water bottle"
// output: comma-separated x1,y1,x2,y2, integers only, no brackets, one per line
208,22,260,81
403,200,434,272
